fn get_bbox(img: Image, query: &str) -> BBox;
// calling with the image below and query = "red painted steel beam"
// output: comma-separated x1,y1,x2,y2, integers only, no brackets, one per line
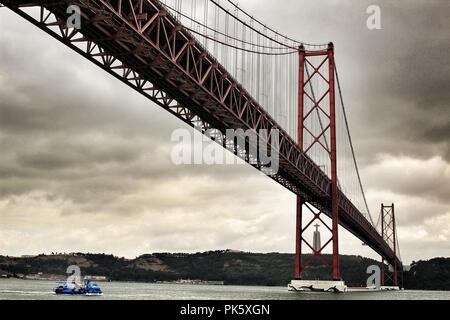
298,43,340,280
381,203,401,286
295,45,305,280
392,203,398,286
327,42,340,280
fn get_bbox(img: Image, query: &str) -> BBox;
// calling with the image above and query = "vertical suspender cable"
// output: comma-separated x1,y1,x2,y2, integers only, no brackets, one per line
335,62,374,225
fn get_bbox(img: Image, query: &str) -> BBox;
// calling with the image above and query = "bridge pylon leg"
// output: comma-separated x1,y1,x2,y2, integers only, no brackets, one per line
392,203,398,287
380,203,401,288
295,196,303,280
294,44,305,281
328,43,340,281
293,43,341,283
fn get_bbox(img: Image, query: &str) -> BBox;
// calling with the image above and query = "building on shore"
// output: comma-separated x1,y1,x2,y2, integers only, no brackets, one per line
156,279,224,285
84,275,108,281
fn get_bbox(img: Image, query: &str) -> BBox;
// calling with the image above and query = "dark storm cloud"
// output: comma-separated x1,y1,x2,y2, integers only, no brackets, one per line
0,9,257,215
364,155,450,205
0,1,449,262
344,1,450,162
247,0,450,163
0,127,256,211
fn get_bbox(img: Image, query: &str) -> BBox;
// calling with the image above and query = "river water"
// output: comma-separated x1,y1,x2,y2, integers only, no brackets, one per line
0,278,448,300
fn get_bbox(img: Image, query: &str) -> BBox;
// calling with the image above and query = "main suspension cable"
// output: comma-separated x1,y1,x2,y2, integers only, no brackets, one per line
184,25,298,55
225,0,328,48
395,226,402,262
208,0,297,49
162,2,293,50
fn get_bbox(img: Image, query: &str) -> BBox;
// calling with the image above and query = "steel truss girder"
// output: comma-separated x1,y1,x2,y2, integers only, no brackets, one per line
3,0,400,268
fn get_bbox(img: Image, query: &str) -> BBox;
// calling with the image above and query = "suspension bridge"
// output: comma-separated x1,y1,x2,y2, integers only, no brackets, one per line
1,0,402,291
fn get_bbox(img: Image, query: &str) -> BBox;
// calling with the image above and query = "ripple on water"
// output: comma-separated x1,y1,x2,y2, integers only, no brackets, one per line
0,279,449,300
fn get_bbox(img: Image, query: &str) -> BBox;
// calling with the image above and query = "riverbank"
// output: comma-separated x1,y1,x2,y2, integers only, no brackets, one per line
1,251,449,290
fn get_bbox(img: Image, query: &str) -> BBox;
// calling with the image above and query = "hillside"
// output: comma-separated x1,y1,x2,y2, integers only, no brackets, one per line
0,251,448,289
403,258,450,291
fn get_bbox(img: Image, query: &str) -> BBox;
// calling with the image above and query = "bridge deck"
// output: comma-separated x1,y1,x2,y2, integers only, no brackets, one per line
3,0,401,268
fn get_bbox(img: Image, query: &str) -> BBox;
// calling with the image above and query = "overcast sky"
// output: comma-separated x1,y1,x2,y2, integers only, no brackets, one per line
0,0,449,265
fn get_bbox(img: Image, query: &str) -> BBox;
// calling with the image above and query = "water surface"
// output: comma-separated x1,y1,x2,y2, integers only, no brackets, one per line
0,278,448,300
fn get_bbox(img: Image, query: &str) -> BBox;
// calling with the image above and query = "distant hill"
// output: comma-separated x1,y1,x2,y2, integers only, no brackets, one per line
403,258,450,291
0,251,448,290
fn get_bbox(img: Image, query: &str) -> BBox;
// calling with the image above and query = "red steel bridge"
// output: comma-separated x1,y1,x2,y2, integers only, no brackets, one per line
1,0,402,286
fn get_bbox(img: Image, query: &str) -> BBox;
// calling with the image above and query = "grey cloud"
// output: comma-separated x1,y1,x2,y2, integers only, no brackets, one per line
364,158,450,205
250,0,450,163
0,1,449,263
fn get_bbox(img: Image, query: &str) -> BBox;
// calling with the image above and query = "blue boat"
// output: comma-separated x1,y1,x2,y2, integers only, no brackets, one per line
54,280,103,296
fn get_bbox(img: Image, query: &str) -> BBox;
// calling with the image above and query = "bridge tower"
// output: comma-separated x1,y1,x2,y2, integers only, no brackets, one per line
295,43,341,284
380,203,400,287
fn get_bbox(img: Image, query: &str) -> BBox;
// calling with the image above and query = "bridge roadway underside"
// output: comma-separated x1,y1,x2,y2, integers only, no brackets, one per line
3,0,401,269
